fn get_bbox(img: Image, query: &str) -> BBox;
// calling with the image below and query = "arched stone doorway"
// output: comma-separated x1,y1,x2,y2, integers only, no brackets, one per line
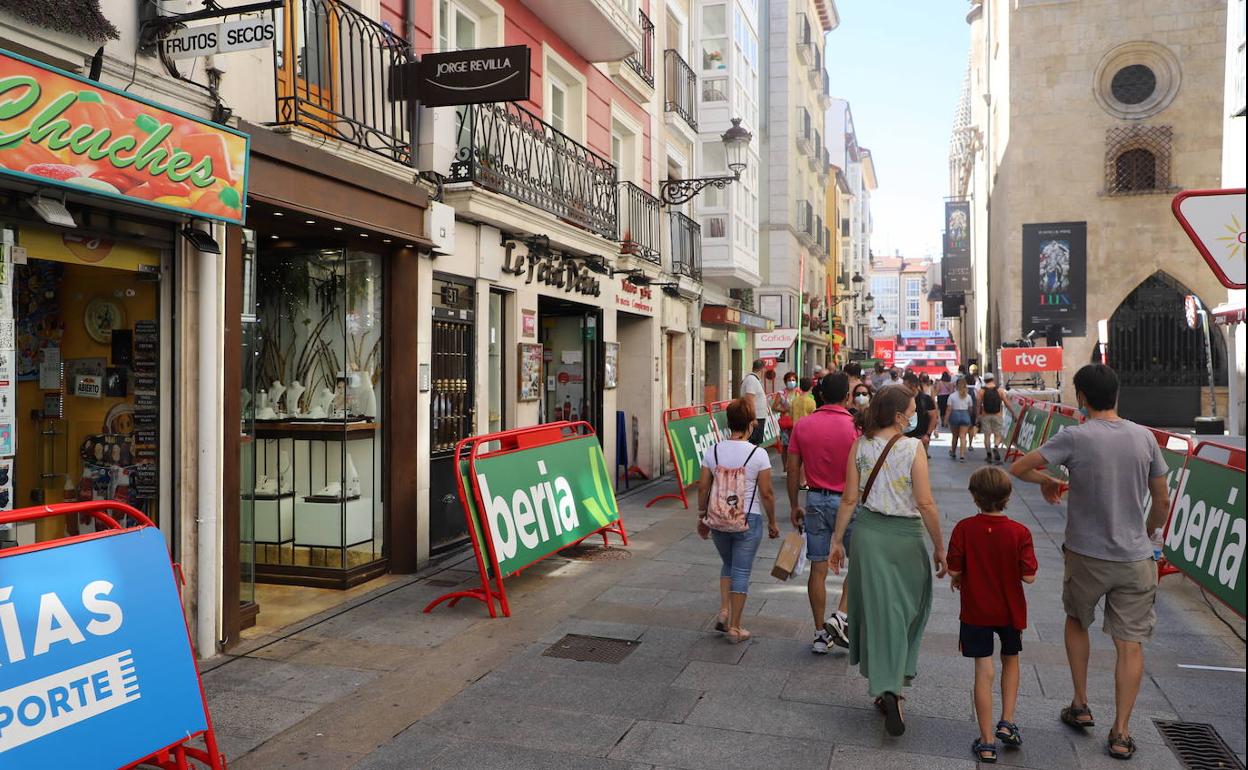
1108,272,1227,426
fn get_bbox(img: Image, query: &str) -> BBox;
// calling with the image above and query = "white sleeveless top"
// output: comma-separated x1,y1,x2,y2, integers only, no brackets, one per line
854,435,922,518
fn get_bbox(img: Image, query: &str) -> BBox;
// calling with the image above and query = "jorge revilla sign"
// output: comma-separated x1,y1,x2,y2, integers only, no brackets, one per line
400,45,531,108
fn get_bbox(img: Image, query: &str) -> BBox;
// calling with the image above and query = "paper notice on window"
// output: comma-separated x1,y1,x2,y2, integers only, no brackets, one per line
561,350,582,365
38,347,62,391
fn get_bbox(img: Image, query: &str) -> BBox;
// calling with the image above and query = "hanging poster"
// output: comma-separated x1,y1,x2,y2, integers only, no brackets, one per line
942,200,972,294
518,343,543,401
1021,222,1088,337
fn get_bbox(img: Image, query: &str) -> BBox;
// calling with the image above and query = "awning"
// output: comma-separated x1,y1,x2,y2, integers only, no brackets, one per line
701,305,774,331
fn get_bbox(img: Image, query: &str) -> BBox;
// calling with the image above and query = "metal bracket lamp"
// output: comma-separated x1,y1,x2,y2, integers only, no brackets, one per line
659,118,753,206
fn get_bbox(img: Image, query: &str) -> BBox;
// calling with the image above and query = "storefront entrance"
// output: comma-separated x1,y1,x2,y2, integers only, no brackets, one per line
540,296,603,434
8,227,168,545
429,274,475,552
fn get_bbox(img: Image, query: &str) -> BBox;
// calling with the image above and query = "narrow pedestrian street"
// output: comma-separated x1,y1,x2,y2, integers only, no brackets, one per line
203,438,1247,770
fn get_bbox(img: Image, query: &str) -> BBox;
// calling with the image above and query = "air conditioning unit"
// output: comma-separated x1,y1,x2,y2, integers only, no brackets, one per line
426,201,455,256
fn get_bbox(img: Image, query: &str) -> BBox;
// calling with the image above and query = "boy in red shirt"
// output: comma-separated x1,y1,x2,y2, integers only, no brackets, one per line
947,466,1038,764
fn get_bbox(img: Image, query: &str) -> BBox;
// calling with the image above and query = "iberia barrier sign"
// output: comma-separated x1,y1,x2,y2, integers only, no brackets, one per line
666,413,719,487
470,435,620,576
1011,405,1050,456
0,48,249,224
1163,455,1246,616
0,528,208,767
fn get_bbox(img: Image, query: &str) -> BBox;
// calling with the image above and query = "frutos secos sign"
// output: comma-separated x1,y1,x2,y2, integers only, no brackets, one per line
163,18,277,60
0,48,249,224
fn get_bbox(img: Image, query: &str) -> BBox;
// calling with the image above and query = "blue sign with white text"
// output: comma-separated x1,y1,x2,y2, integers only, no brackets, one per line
0,528,208,769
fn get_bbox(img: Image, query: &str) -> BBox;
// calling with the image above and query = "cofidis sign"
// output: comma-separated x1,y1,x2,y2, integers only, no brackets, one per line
0,528,208,768
0,48,249,225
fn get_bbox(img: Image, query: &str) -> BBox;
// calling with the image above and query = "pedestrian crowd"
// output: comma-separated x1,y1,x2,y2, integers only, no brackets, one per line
692,359,1170,762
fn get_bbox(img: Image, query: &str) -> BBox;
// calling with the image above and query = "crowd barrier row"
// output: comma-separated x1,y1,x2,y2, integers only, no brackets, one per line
1002,394,1245,618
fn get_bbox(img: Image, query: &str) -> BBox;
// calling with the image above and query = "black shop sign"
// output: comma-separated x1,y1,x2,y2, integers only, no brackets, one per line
395,45,530,107
501,242,601,297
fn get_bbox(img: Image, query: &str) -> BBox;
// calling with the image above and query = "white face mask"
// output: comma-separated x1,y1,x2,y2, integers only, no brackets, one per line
854,394,870,406
785,380,797,389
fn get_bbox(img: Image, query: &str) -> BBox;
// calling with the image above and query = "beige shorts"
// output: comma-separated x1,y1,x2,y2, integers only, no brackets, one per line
980,413,1005,438
1062,549,1157,642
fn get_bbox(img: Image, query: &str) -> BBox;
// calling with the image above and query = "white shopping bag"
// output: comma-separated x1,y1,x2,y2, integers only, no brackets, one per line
794,531,808,576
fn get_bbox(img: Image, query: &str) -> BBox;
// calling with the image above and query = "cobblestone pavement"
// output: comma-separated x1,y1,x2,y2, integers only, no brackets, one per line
204,435,1246,769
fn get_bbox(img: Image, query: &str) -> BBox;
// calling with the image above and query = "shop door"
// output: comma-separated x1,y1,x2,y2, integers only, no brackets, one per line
540,302,602,436
429,276,475,551
730,348,743,398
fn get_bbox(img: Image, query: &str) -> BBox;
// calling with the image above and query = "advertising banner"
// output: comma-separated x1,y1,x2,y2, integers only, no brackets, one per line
665,413,719,488
710,407,730,438
1022,222,1087,337
758,408,781,447
0,48,249,224
0,527,208,767
1011,405,1051,456
1038,410,1081,480
942,200,972,293
872,338,896,367
1000,346,1064,373
755,328,799,351
1163,456,1245,616
469,435,619,576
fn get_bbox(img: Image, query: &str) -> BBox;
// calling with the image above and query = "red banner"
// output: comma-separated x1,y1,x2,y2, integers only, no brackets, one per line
1000,346,1064,372
872,338,895,367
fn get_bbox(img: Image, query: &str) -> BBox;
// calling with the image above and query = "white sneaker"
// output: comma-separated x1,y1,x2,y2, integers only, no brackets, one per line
811,630,832,654
824,612,850,649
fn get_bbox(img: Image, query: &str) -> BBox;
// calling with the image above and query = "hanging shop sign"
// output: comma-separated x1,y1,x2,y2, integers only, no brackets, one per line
999,346,1064,373
755,328,799,350
0,48,249,225
942,200,972,294
872,338,895,367
1171,188,1246,290
162,18,277,60
397,45,531,107
737,311,773,331
501,242,601,297
1163,454,1245,616
1021,222,1087,337
0,525,210,767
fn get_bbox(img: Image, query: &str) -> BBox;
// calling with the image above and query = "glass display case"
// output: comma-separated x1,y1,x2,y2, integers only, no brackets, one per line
247,246,385,585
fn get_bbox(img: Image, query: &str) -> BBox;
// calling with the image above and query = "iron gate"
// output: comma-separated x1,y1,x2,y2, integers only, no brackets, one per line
429,278,475,551
1109,273,1225,426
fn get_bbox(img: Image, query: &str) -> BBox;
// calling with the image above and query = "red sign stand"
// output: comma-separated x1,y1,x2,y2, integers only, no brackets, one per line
423,421,627,618
0,502,226,770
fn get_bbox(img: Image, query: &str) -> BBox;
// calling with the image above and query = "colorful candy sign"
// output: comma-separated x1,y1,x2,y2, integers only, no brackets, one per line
0,48,249,224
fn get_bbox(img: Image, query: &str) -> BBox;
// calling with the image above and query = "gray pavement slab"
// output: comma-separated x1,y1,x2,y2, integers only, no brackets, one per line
608,720,834,770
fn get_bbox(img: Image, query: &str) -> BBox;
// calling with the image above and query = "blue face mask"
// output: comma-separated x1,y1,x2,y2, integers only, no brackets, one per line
905,412,918,432
786,380,797,389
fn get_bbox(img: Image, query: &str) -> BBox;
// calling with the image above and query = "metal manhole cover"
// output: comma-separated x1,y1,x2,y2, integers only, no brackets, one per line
542,634,639,664
1154,720,1245,769
558,545,632,561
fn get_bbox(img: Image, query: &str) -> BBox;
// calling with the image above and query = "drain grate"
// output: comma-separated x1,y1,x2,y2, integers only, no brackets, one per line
558,545,633,562
1154,720,1245,770
542,634,640,664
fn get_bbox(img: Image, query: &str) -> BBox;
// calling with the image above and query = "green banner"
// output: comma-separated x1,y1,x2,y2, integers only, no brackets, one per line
1039,412,1081,481
1160,448,1188,499
666,413,719,488
710,409,730,438
466,435,620,577
756,408,780,447
1163,456,1246,616
1011,406,1051,455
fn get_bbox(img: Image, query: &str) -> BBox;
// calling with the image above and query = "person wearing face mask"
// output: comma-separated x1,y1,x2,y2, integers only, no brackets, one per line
829,384,947,736
850,384,873,414
777,372,799,469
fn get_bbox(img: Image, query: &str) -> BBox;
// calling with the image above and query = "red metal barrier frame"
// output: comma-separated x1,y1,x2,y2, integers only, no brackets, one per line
1001,396,1035,461
423,421,628,618
646,404,713,509
0,502,226,770
1148,429,1198,580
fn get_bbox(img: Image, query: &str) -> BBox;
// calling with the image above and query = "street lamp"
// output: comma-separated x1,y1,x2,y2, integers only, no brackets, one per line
863,292,875,313
660,118,754,205
876,313,886,328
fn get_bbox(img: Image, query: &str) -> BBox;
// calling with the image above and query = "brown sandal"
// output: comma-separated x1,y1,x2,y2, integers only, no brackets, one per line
1061,703,1095,729
1108,733,1136,760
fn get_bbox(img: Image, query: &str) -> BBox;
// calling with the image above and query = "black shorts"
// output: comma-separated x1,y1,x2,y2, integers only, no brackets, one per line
959,622,1023,658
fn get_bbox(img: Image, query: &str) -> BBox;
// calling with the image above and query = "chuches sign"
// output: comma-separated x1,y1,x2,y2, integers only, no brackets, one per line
470,435,619,576
0,48,249,224
0,528,208,767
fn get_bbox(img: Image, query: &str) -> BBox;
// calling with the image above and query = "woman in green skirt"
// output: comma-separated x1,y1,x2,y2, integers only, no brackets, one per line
829,384,947,736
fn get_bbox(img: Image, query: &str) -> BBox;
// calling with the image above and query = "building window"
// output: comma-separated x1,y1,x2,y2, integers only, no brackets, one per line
543,47,586,141
1105,125,1172,195
1110,64,1156,105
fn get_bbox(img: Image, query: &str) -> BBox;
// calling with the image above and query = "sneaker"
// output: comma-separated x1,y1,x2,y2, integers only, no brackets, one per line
812,630,832,654
824,612,850,648
994,449,1002,464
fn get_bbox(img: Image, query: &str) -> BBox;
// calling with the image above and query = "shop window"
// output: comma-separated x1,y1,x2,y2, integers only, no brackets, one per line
249,248,385,581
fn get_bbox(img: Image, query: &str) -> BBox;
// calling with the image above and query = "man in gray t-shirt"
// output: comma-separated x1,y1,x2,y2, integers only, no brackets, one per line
1011,364,1170,760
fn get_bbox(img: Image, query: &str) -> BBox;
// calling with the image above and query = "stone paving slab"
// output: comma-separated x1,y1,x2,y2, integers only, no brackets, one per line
608,720,834,770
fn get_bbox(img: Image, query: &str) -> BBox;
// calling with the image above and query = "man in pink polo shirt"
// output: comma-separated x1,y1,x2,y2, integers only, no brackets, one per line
787,372,859,653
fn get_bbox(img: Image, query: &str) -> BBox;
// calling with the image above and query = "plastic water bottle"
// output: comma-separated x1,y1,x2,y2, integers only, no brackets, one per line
1150,529,1164,561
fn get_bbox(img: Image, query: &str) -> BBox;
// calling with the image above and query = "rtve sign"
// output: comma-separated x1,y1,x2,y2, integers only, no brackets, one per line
1000,346,1064,373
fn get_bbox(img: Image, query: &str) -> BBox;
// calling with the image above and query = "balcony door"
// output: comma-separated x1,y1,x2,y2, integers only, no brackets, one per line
438,0,479,51
277,0,340,127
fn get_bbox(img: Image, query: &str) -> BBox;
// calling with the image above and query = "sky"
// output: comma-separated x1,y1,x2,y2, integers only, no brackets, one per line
825,1,970,263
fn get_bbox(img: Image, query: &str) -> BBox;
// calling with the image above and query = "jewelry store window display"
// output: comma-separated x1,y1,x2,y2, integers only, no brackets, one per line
249,246,385,585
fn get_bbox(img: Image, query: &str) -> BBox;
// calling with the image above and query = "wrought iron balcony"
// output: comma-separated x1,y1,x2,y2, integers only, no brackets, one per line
820,69,833,109
618,182,662,263
450,101,618,240
796,13,813,64
664,50,698,131
625,10,656,87
273,0,417,165
670,211,702,280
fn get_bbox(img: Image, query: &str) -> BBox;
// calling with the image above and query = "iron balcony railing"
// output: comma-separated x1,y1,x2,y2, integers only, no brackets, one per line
273,0,417,165
670,210,702,280
618,182,662,263
796,12,813,63
450,101,618,239
664,50,698,131
625,10,656,87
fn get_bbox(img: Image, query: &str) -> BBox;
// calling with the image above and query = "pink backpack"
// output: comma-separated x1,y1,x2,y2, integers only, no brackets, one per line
703,444,760,533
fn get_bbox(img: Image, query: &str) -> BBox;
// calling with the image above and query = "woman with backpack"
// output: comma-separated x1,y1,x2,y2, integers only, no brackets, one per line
828,385,947,736
696,398,780,643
